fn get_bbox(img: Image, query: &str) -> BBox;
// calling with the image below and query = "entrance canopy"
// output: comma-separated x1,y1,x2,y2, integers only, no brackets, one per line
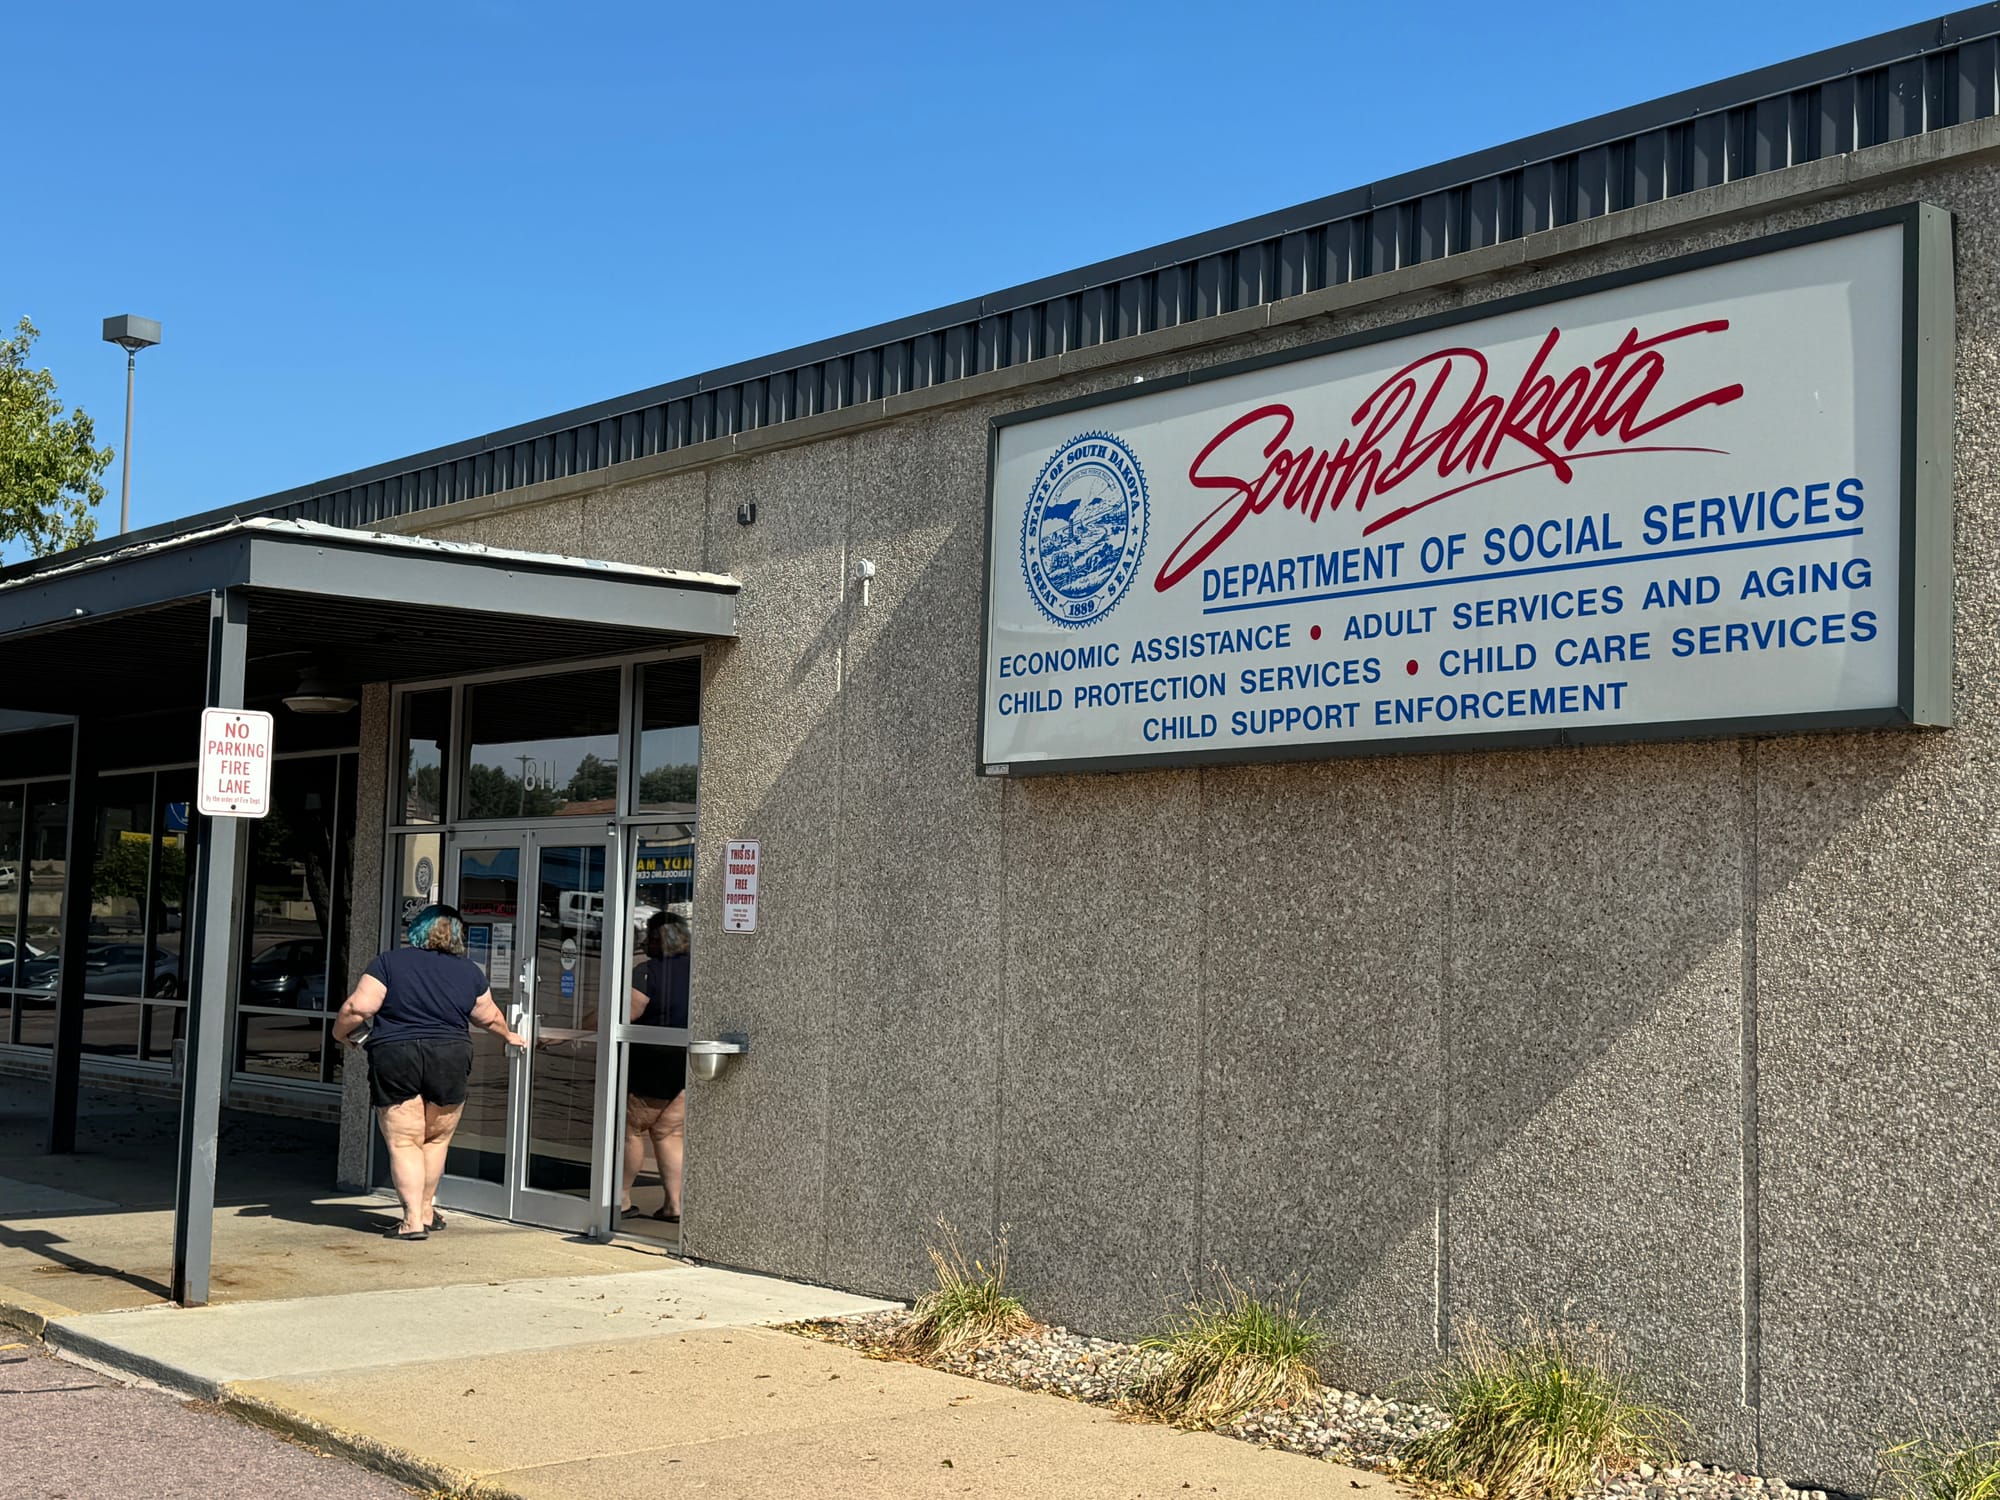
0,518,737,720
0,518,737,1306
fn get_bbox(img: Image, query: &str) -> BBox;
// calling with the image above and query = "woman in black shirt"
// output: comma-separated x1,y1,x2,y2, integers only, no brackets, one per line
620,910,689,1222
334,904,526,1241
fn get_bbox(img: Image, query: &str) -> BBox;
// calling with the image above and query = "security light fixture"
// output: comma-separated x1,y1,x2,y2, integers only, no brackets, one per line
101,315,163,536
102,315,161,354
283,670,357,715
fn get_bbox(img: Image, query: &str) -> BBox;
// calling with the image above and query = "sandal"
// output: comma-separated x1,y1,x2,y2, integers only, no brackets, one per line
384,1224,429,1241
428,1213,446,1232
651,1207,680,1224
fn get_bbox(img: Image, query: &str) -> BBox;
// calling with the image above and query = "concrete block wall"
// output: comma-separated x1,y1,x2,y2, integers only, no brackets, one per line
377,139,2000,1489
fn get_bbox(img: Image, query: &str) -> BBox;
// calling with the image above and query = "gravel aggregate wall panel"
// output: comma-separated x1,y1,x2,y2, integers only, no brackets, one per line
822,410,1006,1297
1444,742,1754,1469
1753,730,2000,1491
678,442,852,1282
577,468,709,573
1754,174,2000,1488
999,769,1204,1336
1199,756,1447,1391
421,497,584,556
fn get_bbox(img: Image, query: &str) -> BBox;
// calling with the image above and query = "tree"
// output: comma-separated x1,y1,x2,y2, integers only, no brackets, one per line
565,752,618,803
465,761,555,819
0,318,110,555
639,763,697,807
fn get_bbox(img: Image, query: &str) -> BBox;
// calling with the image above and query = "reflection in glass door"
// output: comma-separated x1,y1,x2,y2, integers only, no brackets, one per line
436,830,609,1232
518,842,604,1217
614,823,693,1246
442,841,520,1213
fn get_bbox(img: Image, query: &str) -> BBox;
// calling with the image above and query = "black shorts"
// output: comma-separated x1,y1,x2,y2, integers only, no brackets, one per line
368,1036,474,1109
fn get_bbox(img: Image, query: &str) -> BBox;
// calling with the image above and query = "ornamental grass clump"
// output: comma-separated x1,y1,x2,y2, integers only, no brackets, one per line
1401,1316,1686,1500
891,1218,1034,1360
1881,1420,2000,1500
1130,1270,1330,1429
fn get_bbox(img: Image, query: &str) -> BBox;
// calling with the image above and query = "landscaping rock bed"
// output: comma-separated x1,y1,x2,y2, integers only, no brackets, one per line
783,1309,1840,1500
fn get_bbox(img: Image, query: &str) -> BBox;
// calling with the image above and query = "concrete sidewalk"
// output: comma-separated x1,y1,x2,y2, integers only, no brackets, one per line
0,1077,666,1319
19,1262,1407,1499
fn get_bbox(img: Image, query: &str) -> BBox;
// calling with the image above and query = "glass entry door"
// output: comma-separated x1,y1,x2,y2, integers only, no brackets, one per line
437,827,611,1232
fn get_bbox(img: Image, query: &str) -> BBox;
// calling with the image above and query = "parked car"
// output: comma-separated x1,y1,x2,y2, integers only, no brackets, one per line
245,938,327,1010
0,935,48,986
12,939,179,997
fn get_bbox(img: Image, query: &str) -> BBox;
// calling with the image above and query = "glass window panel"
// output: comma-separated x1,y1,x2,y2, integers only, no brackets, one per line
616,1043,684,1241
328,754,358,1005
398,689,449,825
152,774,193,999
85,774,152,998
524,843,603,1197
636,659,699,814
82,1000,140,1058
242,758,338,1015
0,787,24,986
626,823,693,1034
13,988,52,1048
446,842,518,1185
17,786,71,1047
462,669,620,820
235,1008,323,1081
394,832,443,946
143,1002,183,1062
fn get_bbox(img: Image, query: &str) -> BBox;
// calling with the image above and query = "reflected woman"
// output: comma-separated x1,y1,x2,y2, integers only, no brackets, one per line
621,910,689,1223
334,904,527,1241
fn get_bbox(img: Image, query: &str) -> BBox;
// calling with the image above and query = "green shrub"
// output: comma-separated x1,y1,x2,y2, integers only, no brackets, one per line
892,1219,1033,1359
1401,1316,1685,1500
1130,1269,1329,1429
1882,1421,2000,1500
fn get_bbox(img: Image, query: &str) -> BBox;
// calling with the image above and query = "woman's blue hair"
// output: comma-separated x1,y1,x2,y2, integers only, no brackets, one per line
406,903,468,956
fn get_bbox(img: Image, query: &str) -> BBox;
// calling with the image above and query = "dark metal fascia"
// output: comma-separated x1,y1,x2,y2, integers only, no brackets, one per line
239,532,740,640
0,534,254,639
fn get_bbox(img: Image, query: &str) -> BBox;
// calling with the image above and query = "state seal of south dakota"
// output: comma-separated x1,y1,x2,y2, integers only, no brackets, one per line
1019,431,1149,628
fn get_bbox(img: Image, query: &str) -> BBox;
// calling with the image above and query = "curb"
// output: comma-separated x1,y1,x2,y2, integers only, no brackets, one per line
0,1300,48,1339
10,1304,524,1500
41,1319,226,1400
218,1387,518,1500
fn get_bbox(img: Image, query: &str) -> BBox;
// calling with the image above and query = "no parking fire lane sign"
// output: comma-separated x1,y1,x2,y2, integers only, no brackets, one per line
197,708,274,818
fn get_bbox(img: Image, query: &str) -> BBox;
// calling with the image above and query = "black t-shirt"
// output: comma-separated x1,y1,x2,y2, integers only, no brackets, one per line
627,952,689,1099
364,948,488,1044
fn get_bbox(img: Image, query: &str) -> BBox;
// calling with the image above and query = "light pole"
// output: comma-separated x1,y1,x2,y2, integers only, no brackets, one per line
101,315,162,535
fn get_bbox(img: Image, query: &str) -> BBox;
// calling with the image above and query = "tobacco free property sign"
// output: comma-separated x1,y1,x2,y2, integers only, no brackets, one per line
980,207,1954,775
197,708,274,818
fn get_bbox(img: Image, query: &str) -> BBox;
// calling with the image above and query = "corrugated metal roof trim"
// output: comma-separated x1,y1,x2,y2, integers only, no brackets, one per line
18,4,1999,576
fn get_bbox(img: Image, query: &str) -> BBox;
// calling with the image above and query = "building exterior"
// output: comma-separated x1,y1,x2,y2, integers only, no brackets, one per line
7,9,2000,1489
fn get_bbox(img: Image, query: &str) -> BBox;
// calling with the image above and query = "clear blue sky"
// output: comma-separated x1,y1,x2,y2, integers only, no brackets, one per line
3,0,1944,545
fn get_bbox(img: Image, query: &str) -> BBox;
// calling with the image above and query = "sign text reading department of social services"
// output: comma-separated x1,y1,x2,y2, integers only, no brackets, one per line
980,210,1954,774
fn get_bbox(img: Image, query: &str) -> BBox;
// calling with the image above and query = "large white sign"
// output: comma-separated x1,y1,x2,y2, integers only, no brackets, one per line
197,708,274,817
981,211,1951,775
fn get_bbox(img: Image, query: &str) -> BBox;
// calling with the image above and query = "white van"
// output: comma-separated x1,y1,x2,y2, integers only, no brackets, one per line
557,891,605,931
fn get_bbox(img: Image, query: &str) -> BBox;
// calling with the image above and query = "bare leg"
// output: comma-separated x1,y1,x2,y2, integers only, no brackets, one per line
420,1102,464,1226
377,1099,428,1233
621,1116,646,1213
652,1092,686,1216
